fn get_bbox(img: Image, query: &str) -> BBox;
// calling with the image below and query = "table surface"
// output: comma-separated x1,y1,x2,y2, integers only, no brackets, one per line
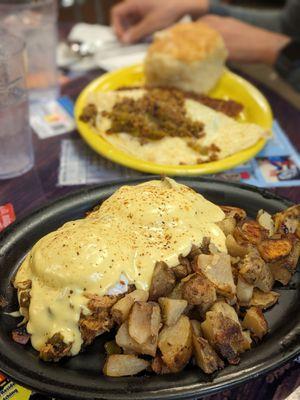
0,68,300,399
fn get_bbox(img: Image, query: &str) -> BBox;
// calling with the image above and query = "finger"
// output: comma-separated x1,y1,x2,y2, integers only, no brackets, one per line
121,12,166,43
111,2,135,39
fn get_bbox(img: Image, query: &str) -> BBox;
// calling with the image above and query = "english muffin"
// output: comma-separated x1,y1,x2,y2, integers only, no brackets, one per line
144,22,228,94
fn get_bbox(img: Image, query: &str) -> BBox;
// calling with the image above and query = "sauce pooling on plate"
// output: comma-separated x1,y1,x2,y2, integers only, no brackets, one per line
15,178,226,355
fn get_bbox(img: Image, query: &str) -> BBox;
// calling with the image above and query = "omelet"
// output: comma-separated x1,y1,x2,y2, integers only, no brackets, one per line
80,87,270,166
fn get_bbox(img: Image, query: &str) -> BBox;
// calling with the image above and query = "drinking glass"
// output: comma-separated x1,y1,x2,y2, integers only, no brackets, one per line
0,0,59,103
0,31,34,179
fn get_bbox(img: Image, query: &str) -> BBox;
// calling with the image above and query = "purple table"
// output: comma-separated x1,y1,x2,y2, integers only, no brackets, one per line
0,68,299,399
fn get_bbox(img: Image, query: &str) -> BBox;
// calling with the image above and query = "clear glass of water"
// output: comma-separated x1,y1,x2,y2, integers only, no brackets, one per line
0,31,34,179
0,0,59,103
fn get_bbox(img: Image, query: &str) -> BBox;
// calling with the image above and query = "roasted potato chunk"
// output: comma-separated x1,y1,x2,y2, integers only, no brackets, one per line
220,206,247,221
149,261,176,300
226,234,249,257
192,343,223,375
273,205,300,234
158,297,187,326
233,219,267,245
217,217,236,236
250,288,279,309
242,307,268,339
158,315,192,372
210,301,240,324
258,238,292,262
257,210,275,236
236,275,254,305
193,254,236,297
103,354,149,376
116,321,158,356
239,250,274,292
201,311,251,364
128,301,161,345
181,273,216,312
172,255,192,279
151,356,172,374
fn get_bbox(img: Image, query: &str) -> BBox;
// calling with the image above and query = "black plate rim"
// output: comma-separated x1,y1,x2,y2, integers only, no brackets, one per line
0,176,299,400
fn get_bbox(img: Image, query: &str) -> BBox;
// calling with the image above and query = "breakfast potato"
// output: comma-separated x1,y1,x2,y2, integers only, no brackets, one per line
149,261,176,300
151,356,172,374
158,315,192,372
225,234,249,257
191,319,223,371
158,297,187,326
103,354,149,377
239,250,274,292
193,254,236,298
181,273,217,311
210,301,240,324
269,263,292,285
217,216,236,236
168,282,184,300
220,206,247,221
233,219,267,245
201,311,251,364
236,275,254,305
128,302,161,345
242,307,268,340
273,205,300,234
257,210,275,236
191,325,224,374
111,289,149,325
116,321,158,357
250,288,279,309
173,255,192,279
257,238,292,262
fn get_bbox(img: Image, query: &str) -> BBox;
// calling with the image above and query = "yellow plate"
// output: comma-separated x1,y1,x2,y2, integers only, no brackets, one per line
75,64,273,175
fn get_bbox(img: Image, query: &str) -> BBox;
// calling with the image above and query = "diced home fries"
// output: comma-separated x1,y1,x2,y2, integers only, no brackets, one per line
12,182,300,377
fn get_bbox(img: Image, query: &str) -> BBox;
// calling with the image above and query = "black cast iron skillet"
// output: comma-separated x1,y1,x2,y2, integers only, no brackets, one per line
0,177,299,400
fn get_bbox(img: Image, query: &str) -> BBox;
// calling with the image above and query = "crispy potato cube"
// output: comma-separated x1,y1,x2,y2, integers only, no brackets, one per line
242,307,268,339
181,273,216,311
201,311,251,364
111,296,134,325
226,234,248,257
258,238,292,262
257,210,275,236
168,282,184,300
217,217,236,236
210,301,240,324
151,356,172,374
193,254,236,297
158,297,187,326
190,319,202,337
116,321,157,356
192,332,224,374
239,250,274,292
250,289,279,309
128,301,160,344
103,354,149,377
269,263,291,285
220,206,247,221
112,289,150,325
158,315,192,372
273,205,300,234
233,219,267,245
172,256,192,279
236,275,254,305
149,261,176,301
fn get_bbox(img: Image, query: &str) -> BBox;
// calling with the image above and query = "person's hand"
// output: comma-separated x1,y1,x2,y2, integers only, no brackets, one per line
111,0,209,44
199,15,290,65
